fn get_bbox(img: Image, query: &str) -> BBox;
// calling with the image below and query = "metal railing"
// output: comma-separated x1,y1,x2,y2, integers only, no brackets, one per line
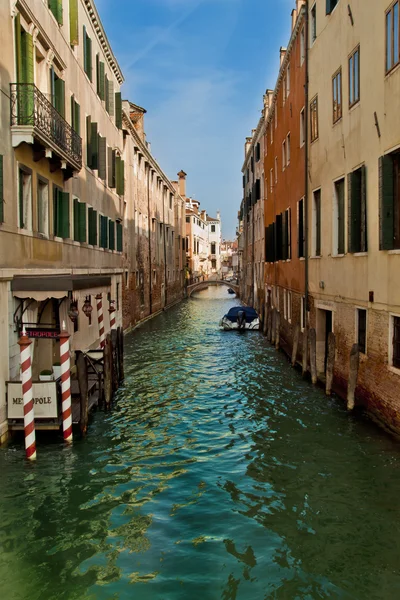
10,83,82,169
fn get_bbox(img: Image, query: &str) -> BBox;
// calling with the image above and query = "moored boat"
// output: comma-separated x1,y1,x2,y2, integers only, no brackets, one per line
219,306,259,331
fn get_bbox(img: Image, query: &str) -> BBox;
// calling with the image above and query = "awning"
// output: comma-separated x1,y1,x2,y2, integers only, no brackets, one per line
12,275,112,301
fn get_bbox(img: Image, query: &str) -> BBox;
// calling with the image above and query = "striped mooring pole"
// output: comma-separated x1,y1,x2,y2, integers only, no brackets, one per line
59,322,73,443
96,293,105,348
18,328,36,460
108,300,116,330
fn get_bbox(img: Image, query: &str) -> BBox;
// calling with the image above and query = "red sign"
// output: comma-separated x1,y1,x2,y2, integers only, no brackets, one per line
25,328,60,339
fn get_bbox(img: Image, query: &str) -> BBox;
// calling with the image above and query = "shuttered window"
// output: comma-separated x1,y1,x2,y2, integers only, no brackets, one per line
326,0,338,15
393,316,400,369
69,0,79,46
105,76,109,113
348,165,367,253
310,96,319,142
349,46,360,107
298,198,305,258
86,115,92,166
276,214,283,261
108,147,115,188
108,80,115,116
255,142,261,162
99,215,108,248
83,26,92,81
265,223,276,263
86,121,98,170
116,222,123,252
313,189,321,256
71,95,80,134
48,0,63,25
15,15,34,124
98,136,107,180
73,198,86,243
109,220,115,250
53,188,70,238
50,68,65,118
88,207,98,245
99,62,105,100
379,154,397,250
255,178,261,201
115,92,122,129
0,155,3,223
334,178,345,254
116,156,125,195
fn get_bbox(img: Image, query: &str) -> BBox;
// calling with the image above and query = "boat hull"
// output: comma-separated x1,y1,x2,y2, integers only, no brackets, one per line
220,317,260,331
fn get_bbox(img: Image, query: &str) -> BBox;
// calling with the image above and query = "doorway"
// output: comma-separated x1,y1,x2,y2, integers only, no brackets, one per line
316,308,333,375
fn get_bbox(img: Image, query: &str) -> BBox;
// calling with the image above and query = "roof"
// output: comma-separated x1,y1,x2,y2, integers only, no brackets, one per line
207,215,218,222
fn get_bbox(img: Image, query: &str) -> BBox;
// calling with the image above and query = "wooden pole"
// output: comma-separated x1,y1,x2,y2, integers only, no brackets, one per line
111,329,118,393
309,328,317,384
76,352,88,436
18,329,36,460
275,311,281,350
326,332,336,396
117,326,124,382
347,343,360,411
263,302,268,336
292,323,300,367
58,322,73,443
302,327,308,377
103,334,112,410
271,309,276,345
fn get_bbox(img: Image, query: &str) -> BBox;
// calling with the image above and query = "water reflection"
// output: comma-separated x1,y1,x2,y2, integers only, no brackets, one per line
1,287,400,599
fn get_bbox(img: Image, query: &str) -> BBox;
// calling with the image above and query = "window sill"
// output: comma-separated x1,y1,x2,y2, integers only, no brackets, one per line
331,253,345,258
388,366,400,377
310,255,322,259
385,61,400,79
333,117,342,127
388,249,400,255
310,137,319,145
353,252,368,257
349,100,360,112
299,257,305,261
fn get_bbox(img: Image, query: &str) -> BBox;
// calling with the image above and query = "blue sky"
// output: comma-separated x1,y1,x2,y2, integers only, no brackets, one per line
96,0,293,238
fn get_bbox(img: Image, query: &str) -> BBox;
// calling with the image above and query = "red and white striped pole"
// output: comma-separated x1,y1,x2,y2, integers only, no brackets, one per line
96,293,105,348
59,321,72,443
108,300,116,330
18,328,36,460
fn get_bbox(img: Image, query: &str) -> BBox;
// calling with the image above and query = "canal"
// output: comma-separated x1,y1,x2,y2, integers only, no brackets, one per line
1,287,400,600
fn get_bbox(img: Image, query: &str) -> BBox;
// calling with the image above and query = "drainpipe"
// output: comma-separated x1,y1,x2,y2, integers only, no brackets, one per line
304,0,310,326
147,166,152,315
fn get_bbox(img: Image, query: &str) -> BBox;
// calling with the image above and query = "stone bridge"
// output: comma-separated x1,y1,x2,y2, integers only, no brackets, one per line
187,280,239,298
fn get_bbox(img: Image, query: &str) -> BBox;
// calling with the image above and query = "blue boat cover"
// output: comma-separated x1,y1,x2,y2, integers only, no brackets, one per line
224,306,258,323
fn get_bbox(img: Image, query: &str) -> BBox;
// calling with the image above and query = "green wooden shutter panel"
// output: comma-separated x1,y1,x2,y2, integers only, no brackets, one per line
96,54,100,94
0,155,3,223
115,92,122,129
60,192,70,238
55,77,65,117
74,100,80,135
73,197,79,241
109,220,115,250
337,180,345,254
117,222,122,252
108,81,114,116
98,136,107,180
79,201,86,242
379,155,394,250
53,187,59,235
361,165,367,252
349,170,362,253
107,146,113,187
69,0,79,46
15,14,22,83
83,26,87,73
21,30,34,122
71,94,74,129
90,123,98,169
99,62,105,100
105,76,109,112
87,35,92,81
57,0,63,25
86,115,92,166
88,207,97,245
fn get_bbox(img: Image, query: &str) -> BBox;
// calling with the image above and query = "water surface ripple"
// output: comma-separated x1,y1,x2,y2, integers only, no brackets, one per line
1,288,400,600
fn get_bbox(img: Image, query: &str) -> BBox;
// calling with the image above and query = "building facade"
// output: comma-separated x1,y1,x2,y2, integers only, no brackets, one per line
207,212,222,276
308,0,400,431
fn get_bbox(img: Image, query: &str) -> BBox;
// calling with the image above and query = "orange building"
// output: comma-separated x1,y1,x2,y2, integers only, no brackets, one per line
264,1,306,353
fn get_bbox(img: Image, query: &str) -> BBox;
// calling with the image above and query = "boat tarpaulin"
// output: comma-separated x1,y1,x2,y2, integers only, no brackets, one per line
225,306,258,323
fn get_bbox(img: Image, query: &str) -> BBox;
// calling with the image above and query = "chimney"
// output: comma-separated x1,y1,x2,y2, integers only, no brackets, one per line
291,9,298,31
216,210,221,221
280,47,287,66
177,170,187,198
296,0,305,13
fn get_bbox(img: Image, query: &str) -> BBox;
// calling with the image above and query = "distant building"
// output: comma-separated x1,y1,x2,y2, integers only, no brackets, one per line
207,212,222,275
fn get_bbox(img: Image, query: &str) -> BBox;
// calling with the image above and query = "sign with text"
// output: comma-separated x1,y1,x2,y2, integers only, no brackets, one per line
24,327,60,339
7,382,58,419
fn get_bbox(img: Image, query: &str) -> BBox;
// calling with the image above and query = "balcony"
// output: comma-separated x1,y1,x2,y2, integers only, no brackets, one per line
10,83,82,173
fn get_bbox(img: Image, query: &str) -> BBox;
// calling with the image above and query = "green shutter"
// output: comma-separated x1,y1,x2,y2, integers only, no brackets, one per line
361,165,367,252
83,26,87,73
15,14,22,83
60,192,70,238
73,197,79,241
96,54,100,94
348,170,362,253
54,77,65,117
88,207,97,245
99,62,105,100
0,155,3,223
20,30,34,123
99,215,108,248
74,99,80,134
69,0,79,45
118,159,125,195
105,76,109,113
91,122,98,169
108,80,114,116
115,92,122,129
87,35,92,81
379,155,394,250
116,222,123,252
98,136,107,180
338,180,345,254
79,201,86,242
57,0,63,25
109,220,115,250
107,146,113,187
86,115,92,166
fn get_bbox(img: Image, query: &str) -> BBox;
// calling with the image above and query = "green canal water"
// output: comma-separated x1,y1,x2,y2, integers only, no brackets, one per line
1,287,400,600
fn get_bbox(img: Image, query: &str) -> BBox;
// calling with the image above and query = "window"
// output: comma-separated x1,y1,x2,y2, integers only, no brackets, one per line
298,198,305,258
313,189,321,256
286,134,291,165
282,140,286,170
310,96,319,142
48,0,63,24
211,224,215,232
300,108,305,147
334,178,345,255
255,142,261,162
348,166,367,253
275,157,278,183
270,169,273,193
332,68,342,123
37,178,49,236
270,122,273,144
392,316,400,368
211,242,216,255
83,26,92,81
88,207,97,245
73,198,87,243
96,54,105,100
283,76,286,106
326,0,339,14
99,214,108,248
386,2,400,73
69,0,79,46
50,68,65,118
86,116,98,169
284,289,288,320
357,309,367,354
186,216,190,223
349,46,360,107
115,92,122,129
109,220,115,250
275,108,278,129
311,3,317,44
71,95,80,134
300,27,305,65
286,65,290,98
18,166,32,230
53,187,70,238
379,152,400,250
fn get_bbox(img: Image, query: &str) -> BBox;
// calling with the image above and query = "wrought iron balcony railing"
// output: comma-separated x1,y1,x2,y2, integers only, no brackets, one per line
10,83,82,171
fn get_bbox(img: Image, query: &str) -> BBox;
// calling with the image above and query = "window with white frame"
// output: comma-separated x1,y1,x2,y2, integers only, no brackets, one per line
300,26,305,65
18,165,32,231
275,157,278,183
282,140,286,170
286,133,291,165
37,177,49,236
311,3,317,44
286,65,290,98
300,108,305,147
